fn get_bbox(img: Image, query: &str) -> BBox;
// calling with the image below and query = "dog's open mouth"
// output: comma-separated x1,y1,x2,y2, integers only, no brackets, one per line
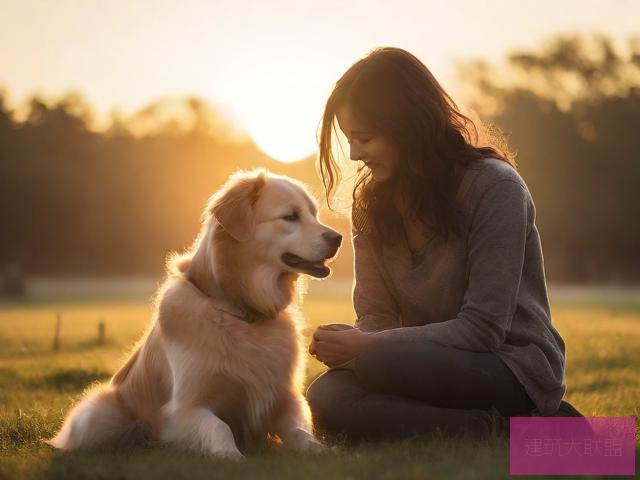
281,252,330,278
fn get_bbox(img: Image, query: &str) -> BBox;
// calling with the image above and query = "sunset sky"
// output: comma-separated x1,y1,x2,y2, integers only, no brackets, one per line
1,0,638,162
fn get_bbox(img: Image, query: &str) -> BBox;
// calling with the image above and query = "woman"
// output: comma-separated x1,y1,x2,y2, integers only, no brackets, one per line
306,47,583,444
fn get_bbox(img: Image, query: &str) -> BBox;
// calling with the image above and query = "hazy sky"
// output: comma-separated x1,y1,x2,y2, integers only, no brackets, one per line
1,0,637,161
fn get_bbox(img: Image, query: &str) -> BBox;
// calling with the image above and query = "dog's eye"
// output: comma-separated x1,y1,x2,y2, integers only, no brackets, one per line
282,212,299,222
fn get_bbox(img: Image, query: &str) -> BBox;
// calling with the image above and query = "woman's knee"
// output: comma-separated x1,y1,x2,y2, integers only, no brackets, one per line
305,369,364,436
306,370,358,411
305,372,333,416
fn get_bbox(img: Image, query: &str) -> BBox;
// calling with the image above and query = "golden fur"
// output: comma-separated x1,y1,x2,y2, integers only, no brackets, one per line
48,169,342,458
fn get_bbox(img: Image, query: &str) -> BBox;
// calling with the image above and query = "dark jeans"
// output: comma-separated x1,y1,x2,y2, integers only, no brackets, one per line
305,339,535,443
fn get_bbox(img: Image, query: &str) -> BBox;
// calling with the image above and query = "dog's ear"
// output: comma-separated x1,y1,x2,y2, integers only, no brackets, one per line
211,170,267,242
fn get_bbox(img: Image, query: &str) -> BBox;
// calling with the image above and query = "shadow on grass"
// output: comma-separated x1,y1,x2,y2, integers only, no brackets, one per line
577,352,637,371
41,435,513,480
37,369,112,391
1,439,637,480
571,378,617,394
0,367,111,393
0,337,125,360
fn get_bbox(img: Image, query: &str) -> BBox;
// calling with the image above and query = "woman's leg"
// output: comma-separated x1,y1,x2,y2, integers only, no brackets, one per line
305,340,534,443
306,368,495,443
353,339,535,415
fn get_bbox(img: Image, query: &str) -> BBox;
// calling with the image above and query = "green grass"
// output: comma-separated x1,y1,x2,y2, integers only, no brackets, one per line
1,293,638,479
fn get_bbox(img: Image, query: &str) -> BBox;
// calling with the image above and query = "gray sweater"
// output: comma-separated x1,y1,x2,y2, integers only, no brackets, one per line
352,157,566,415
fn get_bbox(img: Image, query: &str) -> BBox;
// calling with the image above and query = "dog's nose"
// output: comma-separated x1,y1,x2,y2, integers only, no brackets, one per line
322,231,342,249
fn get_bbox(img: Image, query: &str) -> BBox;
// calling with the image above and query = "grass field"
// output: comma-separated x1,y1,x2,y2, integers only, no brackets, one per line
0,287,638,479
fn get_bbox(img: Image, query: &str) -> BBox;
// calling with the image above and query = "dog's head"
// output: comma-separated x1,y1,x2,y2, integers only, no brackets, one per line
182,169,342,313
206,168,342,279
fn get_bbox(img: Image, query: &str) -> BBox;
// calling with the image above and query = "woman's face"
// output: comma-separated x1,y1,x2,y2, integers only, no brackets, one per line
336,104,401,183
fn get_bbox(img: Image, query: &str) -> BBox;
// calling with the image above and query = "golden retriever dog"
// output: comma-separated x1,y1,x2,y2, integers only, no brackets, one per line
48,168,342,459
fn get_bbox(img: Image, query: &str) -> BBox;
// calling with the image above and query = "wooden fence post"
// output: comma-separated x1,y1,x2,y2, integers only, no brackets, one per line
98,319,106,346
53,313,61,351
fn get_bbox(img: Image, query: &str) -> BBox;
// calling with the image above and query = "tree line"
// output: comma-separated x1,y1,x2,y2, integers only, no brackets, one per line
1,34,639,282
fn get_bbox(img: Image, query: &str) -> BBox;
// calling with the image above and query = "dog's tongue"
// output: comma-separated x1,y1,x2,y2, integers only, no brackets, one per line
282,253,330,278
306,262,330,278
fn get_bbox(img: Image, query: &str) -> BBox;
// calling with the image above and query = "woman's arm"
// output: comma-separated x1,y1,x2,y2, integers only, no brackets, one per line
376,178,533,352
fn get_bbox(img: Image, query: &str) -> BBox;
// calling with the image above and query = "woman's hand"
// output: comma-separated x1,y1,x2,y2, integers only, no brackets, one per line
309,324,382,368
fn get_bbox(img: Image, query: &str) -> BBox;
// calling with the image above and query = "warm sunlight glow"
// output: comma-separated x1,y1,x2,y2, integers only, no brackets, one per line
214,55,329,164
244,97,320,163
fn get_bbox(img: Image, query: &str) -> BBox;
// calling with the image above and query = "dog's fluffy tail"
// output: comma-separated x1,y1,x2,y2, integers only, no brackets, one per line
47,384,147,451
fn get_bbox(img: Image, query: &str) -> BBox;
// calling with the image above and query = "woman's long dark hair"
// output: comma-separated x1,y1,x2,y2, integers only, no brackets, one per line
317,47,516,245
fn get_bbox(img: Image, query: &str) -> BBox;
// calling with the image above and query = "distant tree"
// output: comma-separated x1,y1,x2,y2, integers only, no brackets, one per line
0,89,337,277
457,34,640,282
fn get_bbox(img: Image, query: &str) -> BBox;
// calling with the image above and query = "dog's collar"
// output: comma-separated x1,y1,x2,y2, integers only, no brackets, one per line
187,279,262,323
184,278,262,323
211,300,266,324
208,298,249,319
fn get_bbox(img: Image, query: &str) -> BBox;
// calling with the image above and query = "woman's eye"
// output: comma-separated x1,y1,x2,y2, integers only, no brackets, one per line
282,212,299,222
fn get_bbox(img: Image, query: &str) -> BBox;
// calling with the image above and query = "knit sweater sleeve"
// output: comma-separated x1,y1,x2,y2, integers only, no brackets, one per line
377,178,533,352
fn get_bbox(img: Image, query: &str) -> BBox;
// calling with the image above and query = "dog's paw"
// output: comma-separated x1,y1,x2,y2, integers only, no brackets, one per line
297,434,327,454
218,448,245,461
205,443,244,460
304,437,327,454
284,427,327,454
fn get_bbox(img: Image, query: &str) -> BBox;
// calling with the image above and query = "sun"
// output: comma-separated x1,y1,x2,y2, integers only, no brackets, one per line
239,91,322,163
219,97,320,163
247,104,319,163
214,56,329,164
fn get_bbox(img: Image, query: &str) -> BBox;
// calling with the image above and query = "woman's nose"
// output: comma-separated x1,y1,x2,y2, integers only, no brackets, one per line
350,144,363,162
